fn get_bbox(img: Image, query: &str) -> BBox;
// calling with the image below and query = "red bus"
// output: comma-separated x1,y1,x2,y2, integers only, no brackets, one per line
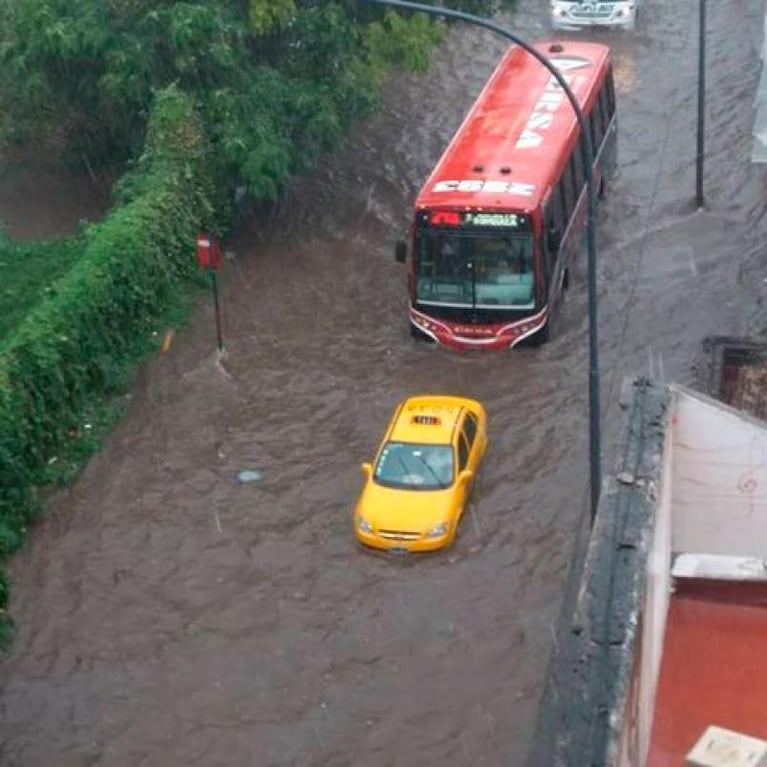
395,40,616,349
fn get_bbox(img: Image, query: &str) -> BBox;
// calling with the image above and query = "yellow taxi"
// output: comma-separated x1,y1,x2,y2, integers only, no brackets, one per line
354,395,488,553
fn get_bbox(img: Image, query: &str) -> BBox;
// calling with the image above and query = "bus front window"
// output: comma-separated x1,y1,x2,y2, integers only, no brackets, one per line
416,233,534,310
416,235,473,305
473,236,534,309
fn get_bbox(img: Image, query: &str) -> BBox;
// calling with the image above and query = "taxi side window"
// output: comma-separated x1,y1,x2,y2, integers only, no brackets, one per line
458,434,470,471
463,412,477,450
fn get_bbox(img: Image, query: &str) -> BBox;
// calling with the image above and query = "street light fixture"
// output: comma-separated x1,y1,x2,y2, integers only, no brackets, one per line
359,0,602,523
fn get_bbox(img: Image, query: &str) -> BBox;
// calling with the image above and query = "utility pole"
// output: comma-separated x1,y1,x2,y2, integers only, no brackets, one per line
696,0,706,209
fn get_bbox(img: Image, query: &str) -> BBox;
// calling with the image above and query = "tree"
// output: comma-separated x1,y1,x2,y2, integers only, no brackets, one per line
0,0,511,199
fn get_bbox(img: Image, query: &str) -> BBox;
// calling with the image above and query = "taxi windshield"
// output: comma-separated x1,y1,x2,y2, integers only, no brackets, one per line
374,442,454,490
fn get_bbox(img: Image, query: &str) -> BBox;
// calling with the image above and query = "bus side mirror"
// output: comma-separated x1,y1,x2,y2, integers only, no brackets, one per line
394,240,407,263
546,227,561,253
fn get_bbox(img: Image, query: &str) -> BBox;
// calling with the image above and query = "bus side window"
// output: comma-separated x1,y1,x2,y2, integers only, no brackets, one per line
560,168,574,223
557,183,567,231
543,201,556,254
543,198,560,285
568,154,580,207
545,185,564,240
589,109,605,159
598,85,609,136
589,110,599,157
606,69,616,119
581,150,587,198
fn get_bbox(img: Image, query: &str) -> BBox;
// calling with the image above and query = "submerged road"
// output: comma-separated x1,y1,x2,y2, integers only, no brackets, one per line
1,1,766,765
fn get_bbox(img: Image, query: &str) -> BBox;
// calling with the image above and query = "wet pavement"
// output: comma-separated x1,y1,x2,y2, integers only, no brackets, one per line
1,1,766,765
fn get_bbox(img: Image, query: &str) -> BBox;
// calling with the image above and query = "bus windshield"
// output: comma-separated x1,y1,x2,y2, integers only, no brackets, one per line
414,231,535,310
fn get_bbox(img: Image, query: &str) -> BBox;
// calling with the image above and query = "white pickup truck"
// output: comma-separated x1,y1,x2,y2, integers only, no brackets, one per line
550,0,639,31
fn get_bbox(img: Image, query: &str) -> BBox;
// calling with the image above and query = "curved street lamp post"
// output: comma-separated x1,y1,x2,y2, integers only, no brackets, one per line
359,0,602,523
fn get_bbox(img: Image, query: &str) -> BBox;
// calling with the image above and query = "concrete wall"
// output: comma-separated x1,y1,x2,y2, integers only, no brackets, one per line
671,386,767,558
636,413,673,765
613,408,674,767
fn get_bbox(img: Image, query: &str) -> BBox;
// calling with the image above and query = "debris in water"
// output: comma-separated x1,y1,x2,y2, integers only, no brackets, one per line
617,471,636,485
160,329,175,353
235,469,263,483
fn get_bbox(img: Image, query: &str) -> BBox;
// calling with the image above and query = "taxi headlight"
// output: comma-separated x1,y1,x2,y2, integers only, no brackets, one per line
357,516,373,534
425,522,448,538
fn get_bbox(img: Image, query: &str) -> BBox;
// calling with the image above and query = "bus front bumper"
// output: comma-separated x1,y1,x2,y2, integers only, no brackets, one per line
410,308,547,350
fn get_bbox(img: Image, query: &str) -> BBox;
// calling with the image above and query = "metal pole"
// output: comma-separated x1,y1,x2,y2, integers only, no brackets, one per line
359,0,602,522
209,269,224,352
696,0,706,209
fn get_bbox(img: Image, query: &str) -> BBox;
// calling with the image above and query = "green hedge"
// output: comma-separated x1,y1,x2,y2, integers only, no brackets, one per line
0,86,222,645
0,236,84,341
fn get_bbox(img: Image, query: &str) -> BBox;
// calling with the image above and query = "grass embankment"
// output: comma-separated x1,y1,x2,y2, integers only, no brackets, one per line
0,88,220,647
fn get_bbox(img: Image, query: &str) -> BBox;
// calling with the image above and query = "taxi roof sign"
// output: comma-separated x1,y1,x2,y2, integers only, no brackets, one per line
412,415,441,426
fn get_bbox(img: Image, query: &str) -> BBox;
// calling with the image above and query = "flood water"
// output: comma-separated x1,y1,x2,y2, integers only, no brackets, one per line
2,2,766,765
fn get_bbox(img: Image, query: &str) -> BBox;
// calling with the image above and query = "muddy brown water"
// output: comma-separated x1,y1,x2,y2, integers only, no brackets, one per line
2,2,767,765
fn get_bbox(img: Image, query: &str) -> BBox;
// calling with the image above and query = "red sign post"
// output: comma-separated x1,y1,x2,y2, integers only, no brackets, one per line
196,233,224,351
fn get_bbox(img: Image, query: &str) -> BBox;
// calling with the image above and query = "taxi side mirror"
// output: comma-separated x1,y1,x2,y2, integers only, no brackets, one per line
458,469,474,484
394,240,407,263
361,462,373,478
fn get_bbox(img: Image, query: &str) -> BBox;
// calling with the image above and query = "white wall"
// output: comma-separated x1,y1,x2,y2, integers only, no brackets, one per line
671,386,767,558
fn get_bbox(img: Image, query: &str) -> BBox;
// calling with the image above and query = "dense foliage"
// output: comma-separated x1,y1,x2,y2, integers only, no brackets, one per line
0,0,513,199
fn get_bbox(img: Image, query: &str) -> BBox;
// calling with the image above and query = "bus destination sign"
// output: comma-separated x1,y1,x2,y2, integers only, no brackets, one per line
464,212,521,227
426,210,528,229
